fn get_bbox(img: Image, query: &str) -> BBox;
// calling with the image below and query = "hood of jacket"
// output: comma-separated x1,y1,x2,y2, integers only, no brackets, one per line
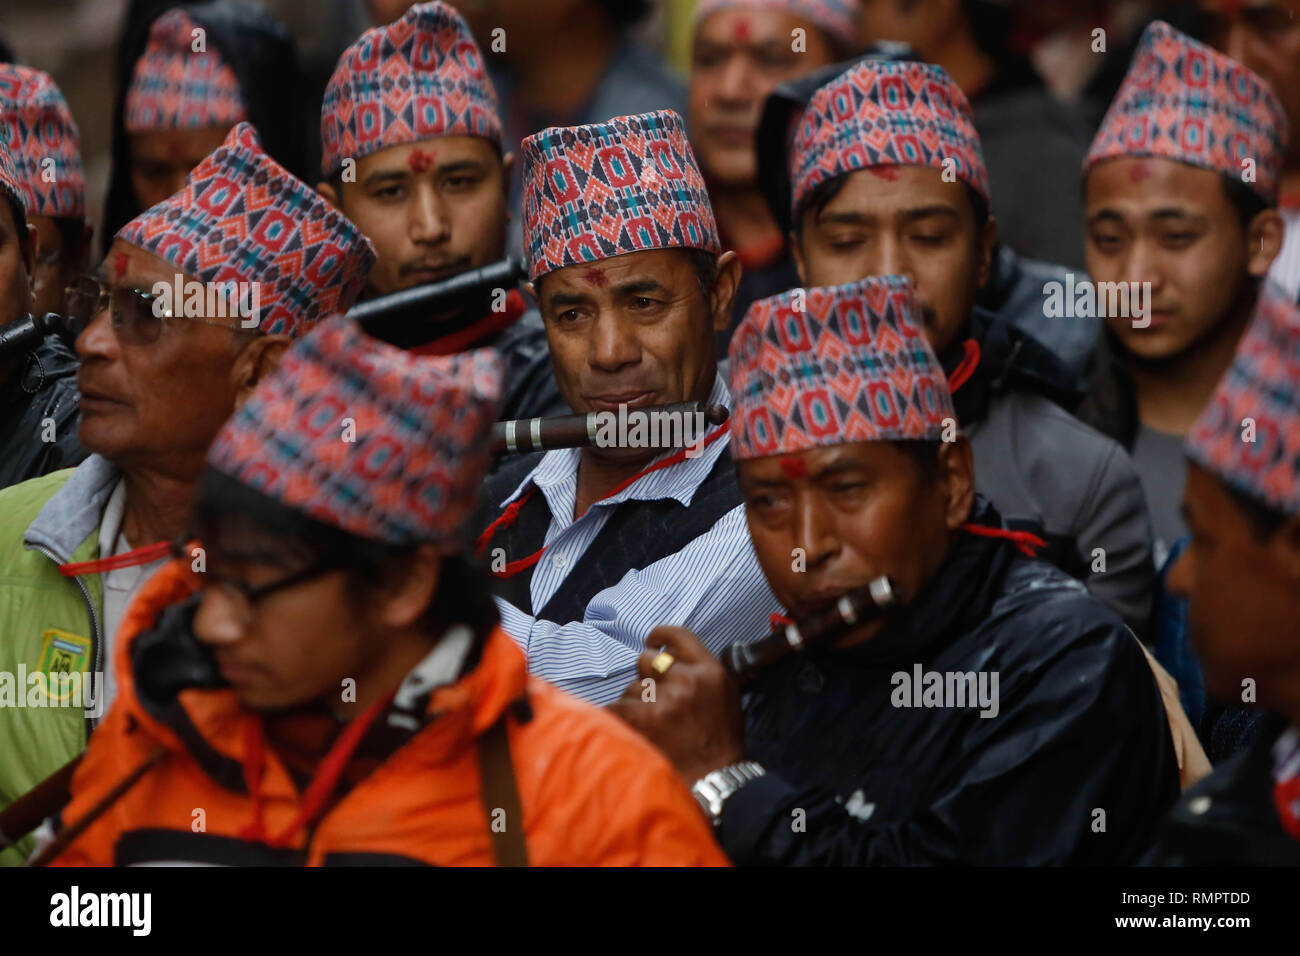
0,334,88,488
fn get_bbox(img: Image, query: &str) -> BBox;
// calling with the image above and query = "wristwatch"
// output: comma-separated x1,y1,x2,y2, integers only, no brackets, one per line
691,761,766,825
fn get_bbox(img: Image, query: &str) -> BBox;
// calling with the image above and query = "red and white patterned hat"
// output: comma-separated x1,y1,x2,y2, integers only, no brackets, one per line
521,110,720,281
729,275,955,459
1186,283,1300,517
207,317,502,549
321,1,501,179
789,59,989,221
115,123,376,339
0,65,85,220
1085,21,1286,203
124,8,247,134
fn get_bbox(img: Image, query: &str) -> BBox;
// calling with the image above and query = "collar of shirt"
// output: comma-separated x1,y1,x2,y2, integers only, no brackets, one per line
496,374,733,528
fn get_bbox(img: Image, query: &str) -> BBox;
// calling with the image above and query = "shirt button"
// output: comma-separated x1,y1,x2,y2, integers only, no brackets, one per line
1188,796,1212,815
552,553,568,570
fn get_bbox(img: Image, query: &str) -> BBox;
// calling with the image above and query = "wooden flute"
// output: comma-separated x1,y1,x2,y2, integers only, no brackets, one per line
492,401,730,455
721,576,899,686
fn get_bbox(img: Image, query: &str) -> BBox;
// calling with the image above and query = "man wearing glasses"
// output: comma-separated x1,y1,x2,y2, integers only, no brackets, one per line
0,123,375,866
0,74,88,490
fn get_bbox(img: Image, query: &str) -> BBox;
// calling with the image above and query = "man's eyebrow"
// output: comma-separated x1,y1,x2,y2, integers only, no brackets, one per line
437,159,486,175
902,205,959,220
815,210,872,227
361,169,409,188
1086,209,1126,225
612,278,668,296
809,458,866,481
546,290,591,308
1149,208,1203,223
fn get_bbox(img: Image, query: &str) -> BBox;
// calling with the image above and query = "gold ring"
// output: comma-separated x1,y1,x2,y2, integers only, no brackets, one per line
651,651,675,675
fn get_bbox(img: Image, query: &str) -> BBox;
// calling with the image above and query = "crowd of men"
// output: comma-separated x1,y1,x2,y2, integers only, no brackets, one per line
0,0,1296,867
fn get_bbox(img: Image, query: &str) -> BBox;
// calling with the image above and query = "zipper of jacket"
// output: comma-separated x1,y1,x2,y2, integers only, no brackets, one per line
30,544,103,737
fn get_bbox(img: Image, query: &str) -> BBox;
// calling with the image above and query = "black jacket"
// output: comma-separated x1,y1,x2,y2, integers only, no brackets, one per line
717,501,1180,865
0,334,87,490
1145,713,1300,866
103,0,309,251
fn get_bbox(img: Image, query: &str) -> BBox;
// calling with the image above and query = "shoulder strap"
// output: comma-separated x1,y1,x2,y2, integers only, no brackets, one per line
476,713,528,867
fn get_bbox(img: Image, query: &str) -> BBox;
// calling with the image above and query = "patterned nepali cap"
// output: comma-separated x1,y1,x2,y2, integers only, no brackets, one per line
0,121,24,221
207,318,503,549
115,123,376,339
0,65,85,220
321,1,501,179
124,8,247,134
728,275,956,460
521,109,720,281
1186,283,1300,517
790,59,989,220
694,0,861,50
1084,21,1286,203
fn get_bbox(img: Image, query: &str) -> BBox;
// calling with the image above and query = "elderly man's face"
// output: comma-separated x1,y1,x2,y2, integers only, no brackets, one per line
738,439,974,647
1167,465,1300,709
690,8,837,188
130,125,231,212
75,239,251,477
532,248,738,464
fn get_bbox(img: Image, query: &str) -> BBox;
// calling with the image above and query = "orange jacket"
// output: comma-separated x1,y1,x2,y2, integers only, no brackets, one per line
51,561,728,866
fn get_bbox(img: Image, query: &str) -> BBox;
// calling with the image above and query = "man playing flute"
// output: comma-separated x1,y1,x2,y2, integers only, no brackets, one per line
472,108,782,705
612,275,1181,864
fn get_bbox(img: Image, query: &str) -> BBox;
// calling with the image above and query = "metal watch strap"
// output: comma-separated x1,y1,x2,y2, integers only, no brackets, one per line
691,761,766,825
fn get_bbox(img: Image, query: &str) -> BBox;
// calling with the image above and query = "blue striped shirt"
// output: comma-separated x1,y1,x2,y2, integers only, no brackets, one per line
492,375,783,705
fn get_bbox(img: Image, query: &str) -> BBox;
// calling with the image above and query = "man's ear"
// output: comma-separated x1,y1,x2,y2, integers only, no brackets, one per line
524,278,540,310
790,229,807,285
710,250,742,333
317,179,342,211
231,333,291,407
1246,209,1285,277
938,435,975,531
975,215,998,291
378,544,442,629
501,151,515,189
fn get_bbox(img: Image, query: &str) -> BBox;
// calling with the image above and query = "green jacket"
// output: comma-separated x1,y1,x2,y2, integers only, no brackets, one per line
0,455,119,865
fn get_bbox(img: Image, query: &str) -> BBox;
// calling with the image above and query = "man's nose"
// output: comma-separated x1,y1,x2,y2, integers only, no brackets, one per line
588,309,641,372
792,491,842,571
75,304,118,361
192,588,247,647
410,185,450,244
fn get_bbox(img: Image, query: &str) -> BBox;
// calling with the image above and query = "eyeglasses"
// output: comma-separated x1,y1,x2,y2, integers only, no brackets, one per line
172,540,341,627
63,274,242,346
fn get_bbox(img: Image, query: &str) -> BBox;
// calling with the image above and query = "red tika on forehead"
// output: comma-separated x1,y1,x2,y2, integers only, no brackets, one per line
1127,160,1154,183
779,456,808,479
867,165,901,181
112,251,130,282
407,148,436,174
731,16,753,42
580,268,608,287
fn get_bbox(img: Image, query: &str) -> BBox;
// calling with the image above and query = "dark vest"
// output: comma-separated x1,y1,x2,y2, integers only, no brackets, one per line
473,449,742,627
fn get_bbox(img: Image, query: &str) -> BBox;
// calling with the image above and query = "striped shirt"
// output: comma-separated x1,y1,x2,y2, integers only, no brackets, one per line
491,375,782,705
